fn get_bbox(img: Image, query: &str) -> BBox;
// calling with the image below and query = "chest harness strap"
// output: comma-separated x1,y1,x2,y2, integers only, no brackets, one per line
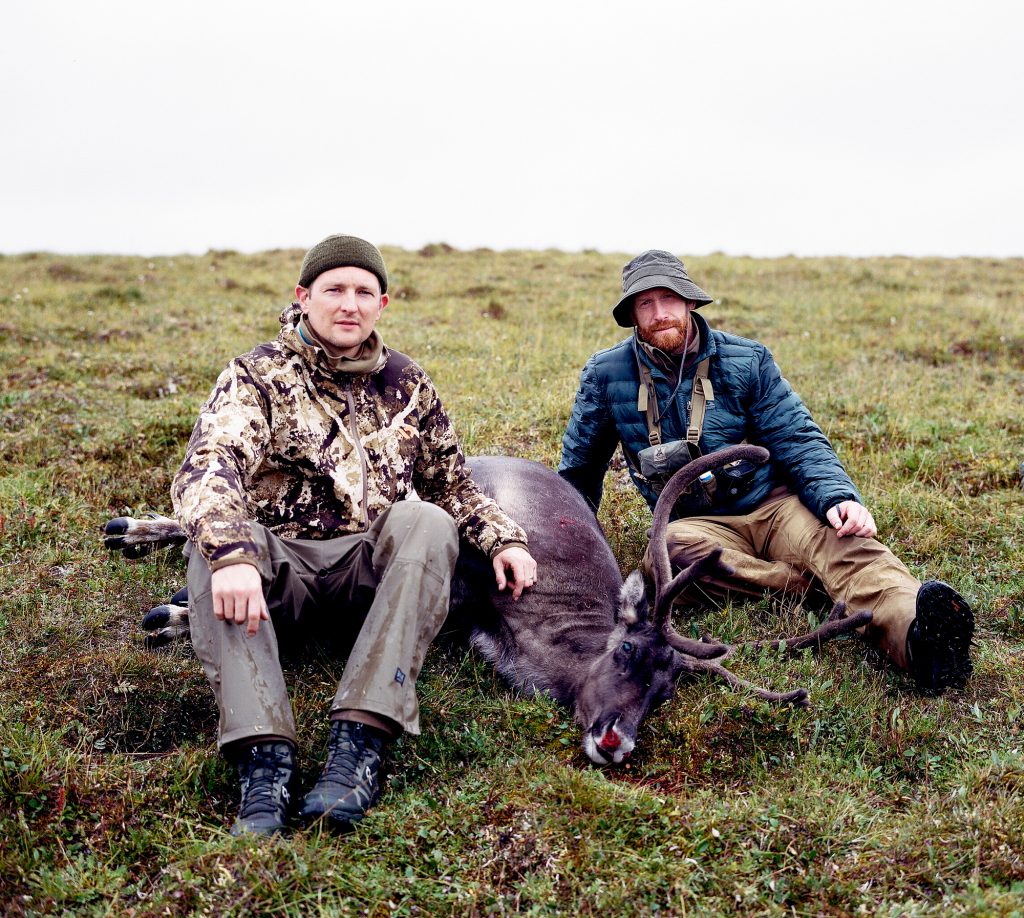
637,357,713,455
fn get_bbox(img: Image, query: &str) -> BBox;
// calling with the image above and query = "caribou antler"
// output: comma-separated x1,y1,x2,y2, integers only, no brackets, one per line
737,600,874,655
680,602,874,708
677,655,811,706
649,444,770,640
648,445,872,706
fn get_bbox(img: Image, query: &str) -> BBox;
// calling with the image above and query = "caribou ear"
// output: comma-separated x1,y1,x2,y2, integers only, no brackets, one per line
616,570,649,625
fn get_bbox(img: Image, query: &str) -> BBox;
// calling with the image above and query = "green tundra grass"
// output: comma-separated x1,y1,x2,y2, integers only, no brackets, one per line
1,246,1022,916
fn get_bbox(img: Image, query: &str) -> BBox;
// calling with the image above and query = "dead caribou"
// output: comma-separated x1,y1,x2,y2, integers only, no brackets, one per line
104,445,872,765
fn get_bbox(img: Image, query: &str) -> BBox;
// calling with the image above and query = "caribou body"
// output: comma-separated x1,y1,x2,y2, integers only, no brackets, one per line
105,447,872,765
449,456,673,765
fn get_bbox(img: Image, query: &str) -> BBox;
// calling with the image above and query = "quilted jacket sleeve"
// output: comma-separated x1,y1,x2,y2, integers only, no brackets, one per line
557,357,621,512
747,347,862,521
171,360,272,574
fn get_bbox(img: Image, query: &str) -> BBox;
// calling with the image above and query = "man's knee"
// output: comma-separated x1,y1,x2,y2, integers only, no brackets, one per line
386,499,457,534
379,500,458,563
664,521,721,566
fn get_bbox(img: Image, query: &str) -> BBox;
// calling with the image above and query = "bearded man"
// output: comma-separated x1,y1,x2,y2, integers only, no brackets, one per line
558,249,973,694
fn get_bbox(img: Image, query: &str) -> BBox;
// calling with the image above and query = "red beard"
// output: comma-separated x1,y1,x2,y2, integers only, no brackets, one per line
637,317,691,354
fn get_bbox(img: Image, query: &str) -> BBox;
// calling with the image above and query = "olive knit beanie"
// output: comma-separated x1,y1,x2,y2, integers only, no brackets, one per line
298,234,389,293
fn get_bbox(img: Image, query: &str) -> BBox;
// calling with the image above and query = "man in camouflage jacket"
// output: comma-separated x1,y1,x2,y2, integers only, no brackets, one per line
173,234,536,836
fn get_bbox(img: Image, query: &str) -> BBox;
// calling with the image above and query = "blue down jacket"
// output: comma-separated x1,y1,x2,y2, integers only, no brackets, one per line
558,313,861,521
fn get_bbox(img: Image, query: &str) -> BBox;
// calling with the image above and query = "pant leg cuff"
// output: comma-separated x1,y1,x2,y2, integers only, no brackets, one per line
330,698,420,735
218,724,298,751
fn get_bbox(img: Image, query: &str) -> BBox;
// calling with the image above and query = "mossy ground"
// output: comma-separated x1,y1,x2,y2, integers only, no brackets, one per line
1,247,1022,915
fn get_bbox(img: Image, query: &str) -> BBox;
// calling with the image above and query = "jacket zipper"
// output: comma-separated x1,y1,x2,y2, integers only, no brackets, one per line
346,383,370,531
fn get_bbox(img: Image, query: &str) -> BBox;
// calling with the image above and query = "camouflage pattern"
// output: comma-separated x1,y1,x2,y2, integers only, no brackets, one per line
172,302,527,572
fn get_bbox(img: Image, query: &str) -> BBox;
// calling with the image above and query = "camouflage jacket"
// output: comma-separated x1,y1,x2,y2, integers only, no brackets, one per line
172,303,527,572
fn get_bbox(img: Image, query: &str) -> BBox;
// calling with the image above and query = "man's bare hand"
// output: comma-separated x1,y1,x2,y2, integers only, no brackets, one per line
211,563,269,636
826,501,877,539
492,546,538,601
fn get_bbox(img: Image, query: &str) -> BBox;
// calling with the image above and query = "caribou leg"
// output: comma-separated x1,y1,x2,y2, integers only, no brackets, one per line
103,512,186,559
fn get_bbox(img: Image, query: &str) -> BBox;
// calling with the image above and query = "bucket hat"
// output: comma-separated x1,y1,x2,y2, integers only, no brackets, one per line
612,249,713,327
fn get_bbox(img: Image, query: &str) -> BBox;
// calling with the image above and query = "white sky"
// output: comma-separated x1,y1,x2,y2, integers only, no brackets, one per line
3,0,1022,258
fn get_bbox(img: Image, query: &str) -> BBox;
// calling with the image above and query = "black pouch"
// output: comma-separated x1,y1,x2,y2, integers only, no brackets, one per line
636,439,715,513
637,439,692,487
714,458,759,499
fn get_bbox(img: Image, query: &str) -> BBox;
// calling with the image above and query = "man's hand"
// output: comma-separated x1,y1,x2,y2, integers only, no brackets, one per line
826,501,877,539
211,563,269,636
492,546,538,600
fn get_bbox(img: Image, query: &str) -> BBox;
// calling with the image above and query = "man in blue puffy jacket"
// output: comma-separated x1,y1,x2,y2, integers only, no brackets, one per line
558,249,973,694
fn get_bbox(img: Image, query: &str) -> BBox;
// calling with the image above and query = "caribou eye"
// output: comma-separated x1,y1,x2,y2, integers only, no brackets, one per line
622,641,633,653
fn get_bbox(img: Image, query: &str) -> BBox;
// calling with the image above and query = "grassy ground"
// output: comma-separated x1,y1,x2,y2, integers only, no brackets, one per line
1,246,1022,916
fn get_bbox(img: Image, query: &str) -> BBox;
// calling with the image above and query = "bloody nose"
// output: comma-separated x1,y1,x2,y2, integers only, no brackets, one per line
599,729,621,751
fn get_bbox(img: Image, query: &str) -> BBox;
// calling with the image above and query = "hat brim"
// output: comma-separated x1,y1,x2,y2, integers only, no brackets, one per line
612,273,713,327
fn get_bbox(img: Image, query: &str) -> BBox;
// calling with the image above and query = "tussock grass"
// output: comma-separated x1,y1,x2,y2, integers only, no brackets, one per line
1,247,1022,915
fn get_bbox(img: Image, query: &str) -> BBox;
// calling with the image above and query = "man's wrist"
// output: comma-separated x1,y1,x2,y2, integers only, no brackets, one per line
210,557,261,574
489,541,529,560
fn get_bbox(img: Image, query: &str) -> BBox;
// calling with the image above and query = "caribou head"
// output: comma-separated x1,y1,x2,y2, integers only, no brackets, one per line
574,570,678,764
565,445,874,765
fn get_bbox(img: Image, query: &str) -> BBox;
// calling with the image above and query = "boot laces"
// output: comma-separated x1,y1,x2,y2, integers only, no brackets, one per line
239,747,291,819
323,724,381,788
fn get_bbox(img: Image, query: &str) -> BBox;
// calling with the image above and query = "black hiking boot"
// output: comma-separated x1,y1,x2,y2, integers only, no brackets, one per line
299,721,385,830
906,580,974,694
230,741,296,837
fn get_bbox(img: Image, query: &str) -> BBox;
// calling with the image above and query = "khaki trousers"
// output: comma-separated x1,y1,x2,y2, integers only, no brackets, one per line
188,500,459,749
646,493,919,670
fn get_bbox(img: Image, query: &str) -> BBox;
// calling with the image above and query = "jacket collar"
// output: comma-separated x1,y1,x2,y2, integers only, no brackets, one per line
278,302,388,375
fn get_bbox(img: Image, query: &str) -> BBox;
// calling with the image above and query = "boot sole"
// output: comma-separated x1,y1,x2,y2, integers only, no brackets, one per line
913,580,974,693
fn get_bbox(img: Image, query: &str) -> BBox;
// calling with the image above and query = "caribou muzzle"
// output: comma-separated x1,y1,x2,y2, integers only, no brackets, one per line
583,713,636,766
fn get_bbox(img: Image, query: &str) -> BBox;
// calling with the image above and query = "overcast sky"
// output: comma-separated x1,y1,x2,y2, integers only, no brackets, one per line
4,0,1022,258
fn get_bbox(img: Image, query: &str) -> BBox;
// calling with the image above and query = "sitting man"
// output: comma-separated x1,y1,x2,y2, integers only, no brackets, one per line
173,234,536,836
558,249,973,694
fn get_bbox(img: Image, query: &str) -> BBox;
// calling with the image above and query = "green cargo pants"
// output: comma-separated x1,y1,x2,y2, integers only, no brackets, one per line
187,500,459,749
646,492,919,670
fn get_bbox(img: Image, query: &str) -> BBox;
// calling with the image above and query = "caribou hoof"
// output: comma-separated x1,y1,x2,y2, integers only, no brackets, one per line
141,603,190,650
142,604,173,630
103,518,160,559
144,629,182,650
104,517,130,537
